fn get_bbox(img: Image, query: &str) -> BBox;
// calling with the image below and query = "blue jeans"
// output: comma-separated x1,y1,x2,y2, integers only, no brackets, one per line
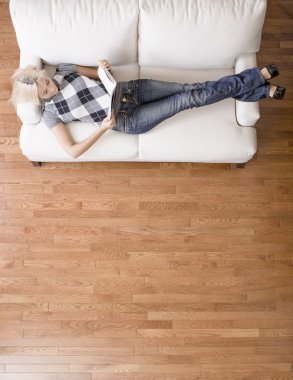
113,67,269,134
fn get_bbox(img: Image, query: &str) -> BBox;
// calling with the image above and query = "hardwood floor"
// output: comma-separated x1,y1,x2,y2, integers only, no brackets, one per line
0,0,292,379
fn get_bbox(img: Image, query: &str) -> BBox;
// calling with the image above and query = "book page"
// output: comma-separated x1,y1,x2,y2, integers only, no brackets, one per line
97,66,118,117
98,66,117,96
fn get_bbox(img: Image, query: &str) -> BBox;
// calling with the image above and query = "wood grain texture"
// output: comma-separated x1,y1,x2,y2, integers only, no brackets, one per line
0,0,292,379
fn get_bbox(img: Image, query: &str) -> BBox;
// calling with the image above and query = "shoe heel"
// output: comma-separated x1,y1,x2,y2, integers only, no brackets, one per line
263,64,279,80
272,85,286,100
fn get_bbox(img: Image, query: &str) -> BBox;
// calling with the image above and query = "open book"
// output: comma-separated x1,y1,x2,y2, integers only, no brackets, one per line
97,66,117,117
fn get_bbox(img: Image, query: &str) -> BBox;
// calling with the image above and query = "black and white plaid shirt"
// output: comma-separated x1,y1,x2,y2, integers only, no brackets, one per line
43,63,111,129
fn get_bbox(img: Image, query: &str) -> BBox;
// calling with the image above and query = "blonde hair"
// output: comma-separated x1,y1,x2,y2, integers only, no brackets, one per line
10,65,48,108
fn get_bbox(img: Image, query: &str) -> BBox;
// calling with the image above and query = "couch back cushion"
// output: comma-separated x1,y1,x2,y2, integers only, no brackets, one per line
10,0,139,66
139,0,267,69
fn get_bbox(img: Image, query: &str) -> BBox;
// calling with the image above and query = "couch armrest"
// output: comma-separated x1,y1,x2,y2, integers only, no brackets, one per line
234,53,260,127
17,51,43,125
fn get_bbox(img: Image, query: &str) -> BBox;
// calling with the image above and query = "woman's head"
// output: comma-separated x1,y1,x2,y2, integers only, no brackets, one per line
10,65,58,107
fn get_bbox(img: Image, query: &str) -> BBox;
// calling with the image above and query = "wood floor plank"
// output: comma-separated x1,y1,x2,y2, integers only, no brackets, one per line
0,375,91,380
0,0,292,378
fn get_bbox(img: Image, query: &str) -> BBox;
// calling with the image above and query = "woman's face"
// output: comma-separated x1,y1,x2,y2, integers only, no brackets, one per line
37,77,58,100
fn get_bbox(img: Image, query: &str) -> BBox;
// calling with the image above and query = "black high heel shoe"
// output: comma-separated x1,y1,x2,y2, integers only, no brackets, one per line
271,85,286,100
262,64,279,80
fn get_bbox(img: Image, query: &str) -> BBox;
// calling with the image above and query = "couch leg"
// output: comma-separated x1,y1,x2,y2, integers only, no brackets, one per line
31,161,42,167
231,163,246,169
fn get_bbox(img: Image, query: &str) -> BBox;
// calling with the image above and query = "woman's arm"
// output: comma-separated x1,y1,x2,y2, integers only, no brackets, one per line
76,65,99,80
76,59,112,80
51,114,116,159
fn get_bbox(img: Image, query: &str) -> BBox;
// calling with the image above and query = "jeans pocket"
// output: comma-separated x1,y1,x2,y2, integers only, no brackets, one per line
125,80,140,104
121,93,138,106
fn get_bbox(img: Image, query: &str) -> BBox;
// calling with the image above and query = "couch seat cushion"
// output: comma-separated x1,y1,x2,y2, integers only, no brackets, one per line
20,121,139,162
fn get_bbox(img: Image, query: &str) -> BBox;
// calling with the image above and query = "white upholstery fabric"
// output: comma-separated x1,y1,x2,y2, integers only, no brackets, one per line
10,0,139,66
20,122,139,162
139,67,256,163
139,107,257,163
138,0,267,69
235,54,260,127
17,103,42,126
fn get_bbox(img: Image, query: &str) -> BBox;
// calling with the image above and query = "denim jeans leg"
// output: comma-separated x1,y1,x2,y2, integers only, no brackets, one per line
233,83,270,101
185,67,267,107
114,80,195,132
136,79,197,103
136,68,267,105
124,91,200,134
117,67,268,134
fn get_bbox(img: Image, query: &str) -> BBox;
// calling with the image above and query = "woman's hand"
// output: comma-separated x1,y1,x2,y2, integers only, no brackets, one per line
98,59,112,71
101,112,116,131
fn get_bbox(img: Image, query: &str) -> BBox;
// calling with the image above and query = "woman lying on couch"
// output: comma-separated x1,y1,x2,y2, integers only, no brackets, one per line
10,60,286,159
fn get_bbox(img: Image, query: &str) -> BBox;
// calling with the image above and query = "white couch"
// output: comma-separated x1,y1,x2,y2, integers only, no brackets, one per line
10,0,267,165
